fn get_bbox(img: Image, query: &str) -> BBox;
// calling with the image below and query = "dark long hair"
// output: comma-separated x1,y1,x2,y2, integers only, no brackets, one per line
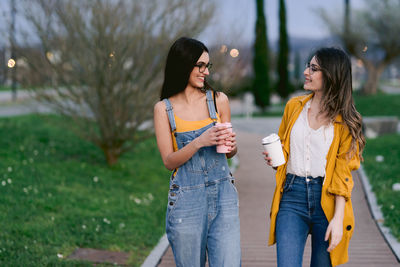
314,47,365,160
160,37,210,100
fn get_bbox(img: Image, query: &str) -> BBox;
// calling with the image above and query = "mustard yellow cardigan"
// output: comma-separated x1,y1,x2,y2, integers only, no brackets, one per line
268,93,361,266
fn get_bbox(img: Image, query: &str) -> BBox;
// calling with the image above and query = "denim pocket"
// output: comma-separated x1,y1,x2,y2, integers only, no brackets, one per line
229,178,238,194
180,140,219,173
167,187,182,218
167,189,206,225
283,175,295,192
229,181,240,208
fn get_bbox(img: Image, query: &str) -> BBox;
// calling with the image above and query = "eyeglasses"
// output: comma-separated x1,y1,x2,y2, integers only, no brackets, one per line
305,62,322,75
194,62,212,73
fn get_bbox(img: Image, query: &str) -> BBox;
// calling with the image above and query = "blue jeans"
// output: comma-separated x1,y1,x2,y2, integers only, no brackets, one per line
276,174,332,267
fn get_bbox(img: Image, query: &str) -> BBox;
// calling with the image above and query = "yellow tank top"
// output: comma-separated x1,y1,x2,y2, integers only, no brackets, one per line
172,114,221,151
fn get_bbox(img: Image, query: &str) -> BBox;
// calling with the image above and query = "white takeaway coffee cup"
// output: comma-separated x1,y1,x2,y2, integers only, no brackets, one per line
262,133,286,167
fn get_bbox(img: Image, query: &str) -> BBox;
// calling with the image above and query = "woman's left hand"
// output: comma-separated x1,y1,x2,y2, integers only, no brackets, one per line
325,216,343,252
225,131,237,152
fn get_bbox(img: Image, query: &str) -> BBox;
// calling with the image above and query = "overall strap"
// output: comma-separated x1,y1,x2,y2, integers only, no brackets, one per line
206,90,218,122
163,98,177,133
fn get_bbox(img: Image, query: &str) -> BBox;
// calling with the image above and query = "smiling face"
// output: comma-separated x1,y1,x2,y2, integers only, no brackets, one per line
188,51,209,89
303,56,323,92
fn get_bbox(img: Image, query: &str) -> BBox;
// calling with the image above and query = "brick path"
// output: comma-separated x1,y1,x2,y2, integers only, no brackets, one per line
158,128,399,266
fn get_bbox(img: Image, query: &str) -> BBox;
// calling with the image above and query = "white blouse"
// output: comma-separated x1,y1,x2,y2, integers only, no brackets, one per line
286,100,334,178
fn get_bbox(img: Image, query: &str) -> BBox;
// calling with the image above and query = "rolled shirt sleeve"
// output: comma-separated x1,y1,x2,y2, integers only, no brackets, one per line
327,125,361,201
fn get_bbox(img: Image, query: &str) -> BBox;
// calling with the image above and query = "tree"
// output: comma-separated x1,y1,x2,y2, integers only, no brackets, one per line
344,0,350,40
320,0,400,95
276,0,290,99
9,0,17,101
293,50,301,85
21,0,214,165
252,0,270,109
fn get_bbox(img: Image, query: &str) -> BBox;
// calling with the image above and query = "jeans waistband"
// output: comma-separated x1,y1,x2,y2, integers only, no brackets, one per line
286,173,324,184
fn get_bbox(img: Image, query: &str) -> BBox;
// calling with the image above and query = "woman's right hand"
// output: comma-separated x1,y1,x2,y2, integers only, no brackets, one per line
263,143,284,168
195,125,230,148
262,151,273,167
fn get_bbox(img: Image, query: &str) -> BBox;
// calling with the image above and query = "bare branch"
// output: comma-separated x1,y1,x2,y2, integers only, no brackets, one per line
20,0,215,165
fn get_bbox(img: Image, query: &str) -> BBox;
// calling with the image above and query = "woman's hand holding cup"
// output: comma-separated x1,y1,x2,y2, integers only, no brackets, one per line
215,122,233,153
196,123,230,148
224,130,237,153
262,134,286,167
262,151,273,166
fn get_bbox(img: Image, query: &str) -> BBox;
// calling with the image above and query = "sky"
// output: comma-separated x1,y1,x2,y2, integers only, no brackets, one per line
0,0,366,48
200,0,365,46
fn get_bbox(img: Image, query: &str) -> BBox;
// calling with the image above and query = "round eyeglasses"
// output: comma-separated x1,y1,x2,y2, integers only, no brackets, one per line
194,62,212,73
305,62,322,75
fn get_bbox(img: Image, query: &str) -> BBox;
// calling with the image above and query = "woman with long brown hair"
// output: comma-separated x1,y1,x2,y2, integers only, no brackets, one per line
263,47,365,266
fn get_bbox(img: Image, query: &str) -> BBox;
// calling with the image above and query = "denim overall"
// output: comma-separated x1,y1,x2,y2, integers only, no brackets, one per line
163,90,241,267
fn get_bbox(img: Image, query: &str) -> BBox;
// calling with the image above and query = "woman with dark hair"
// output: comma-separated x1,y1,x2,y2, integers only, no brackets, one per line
154,37,241,266
263,47,365,267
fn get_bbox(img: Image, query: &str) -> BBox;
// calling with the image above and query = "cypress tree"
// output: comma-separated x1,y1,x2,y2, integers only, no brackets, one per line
294,50,301,85
343,0,351,53
344,0,350,37
277,0,290,99
252,0,270,109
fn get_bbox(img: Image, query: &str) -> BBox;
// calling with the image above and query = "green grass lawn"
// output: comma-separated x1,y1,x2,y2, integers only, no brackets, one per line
354,93,400,241
0,85,11,91
362,134,400,241
0,115,170,266
354,92,400,118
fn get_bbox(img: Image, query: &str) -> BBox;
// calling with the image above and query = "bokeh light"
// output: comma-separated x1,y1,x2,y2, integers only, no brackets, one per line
230,49,239,58
46,52,54,61
220,45,228,53
7,58,16,68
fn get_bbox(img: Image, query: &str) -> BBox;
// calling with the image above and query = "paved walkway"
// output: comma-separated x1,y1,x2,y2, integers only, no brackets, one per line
158,118,399,266
381,85,400,94
0,101,51,117
0,90,51,117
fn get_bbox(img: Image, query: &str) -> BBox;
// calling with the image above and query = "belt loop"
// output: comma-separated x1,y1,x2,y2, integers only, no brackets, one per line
289,174,296,187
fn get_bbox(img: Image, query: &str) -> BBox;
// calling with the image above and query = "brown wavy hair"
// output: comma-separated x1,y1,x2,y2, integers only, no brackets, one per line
314,47,365,160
